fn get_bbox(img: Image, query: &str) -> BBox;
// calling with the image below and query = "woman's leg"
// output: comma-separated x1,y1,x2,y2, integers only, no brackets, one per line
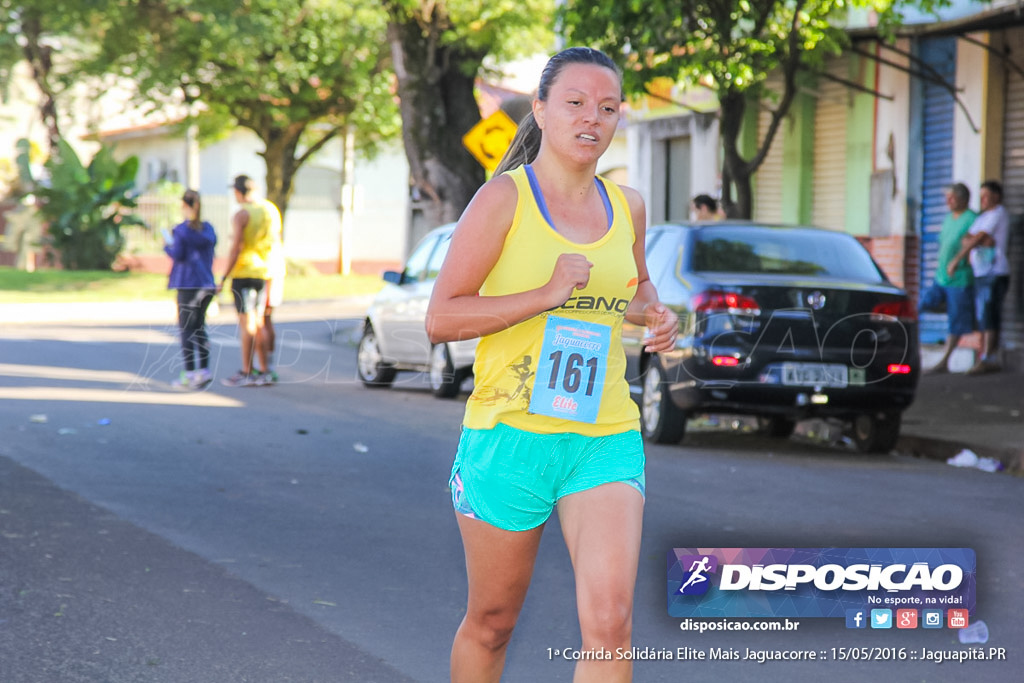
557,482,644,683
176,290,197,372
451,514,544,683
193,291,214,370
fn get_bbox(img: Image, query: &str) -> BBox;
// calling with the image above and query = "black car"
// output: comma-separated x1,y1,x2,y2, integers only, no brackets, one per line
624,221,920,453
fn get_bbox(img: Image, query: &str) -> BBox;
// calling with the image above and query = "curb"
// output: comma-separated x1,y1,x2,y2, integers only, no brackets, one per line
897,434,1023,474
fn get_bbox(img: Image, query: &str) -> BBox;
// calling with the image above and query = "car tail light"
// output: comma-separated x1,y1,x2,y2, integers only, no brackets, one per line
887,364,912,374
712,356,741,367
694,291,761,316
871,298,916,322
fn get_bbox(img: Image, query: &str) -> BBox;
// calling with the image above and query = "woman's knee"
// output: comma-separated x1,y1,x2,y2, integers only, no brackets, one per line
463,607,520,652
578,593,633,645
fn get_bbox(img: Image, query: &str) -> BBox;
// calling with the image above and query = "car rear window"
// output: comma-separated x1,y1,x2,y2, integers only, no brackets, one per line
691,226,885,280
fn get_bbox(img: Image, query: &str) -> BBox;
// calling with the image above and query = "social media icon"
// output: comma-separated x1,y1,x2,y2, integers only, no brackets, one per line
922,609,943,628
896,609,918,629
948,609,969,629
871,609,892,629
846,609,867,629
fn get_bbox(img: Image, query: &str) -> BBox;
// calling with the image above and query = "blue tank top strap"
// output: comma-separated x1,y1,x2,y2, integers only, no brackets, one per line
524,164,613,231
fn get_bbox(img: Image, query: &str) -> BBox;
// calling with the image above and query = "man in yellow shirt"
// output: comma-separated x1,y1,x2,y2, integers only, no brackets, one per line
218,174,283,386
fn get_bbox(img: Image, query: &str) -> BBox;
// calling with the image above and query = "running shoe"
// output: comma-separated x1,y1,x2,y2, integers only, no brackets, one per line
220,370,258,387
250,369,277,386
171,370,192,388
191,368,213,389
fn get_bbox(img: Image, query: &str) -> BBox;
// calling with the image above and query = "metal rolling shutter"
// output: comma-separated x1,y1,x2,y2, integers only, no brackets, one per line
754,81,785,223
811,60,849,230
1000,28,1024,355
918,37,957,344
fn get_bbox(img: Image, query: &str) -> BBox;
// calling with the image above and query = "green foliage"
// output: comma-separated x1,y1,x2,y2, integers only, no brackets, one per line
95,0,399,170
560,0,948,217
0,1,111,150
560,0,942,102
22,139,144,270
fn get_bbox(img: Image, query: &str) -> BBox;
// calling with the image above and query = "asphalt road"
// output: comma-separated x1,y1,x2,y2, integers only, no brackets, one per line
0,315,1021,682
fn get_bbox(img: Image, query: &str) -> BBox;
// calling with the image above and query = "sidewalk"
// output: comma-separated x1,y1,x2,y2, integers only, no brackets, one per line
898,358,1023,473
2,298,1021,473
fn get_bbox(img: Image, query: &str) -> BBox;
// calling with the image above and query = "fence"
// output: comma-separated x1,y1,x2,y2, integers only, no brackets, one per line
123,194,233,258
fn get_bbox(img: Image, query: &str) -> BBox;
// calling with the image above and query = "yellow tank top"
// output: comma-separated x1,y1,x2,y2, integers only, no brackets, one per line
232,199,282,279
463,165,641,436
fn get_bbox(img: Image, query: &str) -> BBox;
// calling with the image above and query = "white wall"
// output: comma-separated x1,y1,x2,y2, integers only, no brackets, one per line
954,33,987,200
344,143,409,264
626,112,721,225
690,115,721,198
103,125,408,268
873,39,913,236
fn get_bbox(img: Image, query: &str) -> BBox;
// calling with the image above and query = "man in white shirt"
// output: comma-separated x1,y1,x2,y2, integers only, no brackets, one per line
947,180,1011,373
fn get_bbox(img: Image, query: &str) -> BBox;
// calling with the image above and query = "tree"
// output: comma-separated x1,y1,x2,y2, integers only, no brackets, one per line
0,0,108,155
91,0,399,223
560,0,946,218
382,0,554,228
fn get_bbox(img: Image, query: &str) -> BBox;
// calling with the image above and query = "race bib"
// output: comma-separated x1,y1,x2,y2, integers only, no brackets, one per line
528,315,611,423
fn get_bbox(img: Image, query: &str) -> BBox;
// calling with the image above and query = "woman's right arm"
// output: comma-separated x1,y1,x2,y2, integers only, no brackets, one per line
165,224,186,261
426,175,592,344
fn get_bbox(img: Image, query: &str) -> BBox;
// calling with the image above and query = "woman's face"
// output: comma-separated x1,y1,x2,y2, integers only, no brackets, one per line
181,201,196,219
533,63,621,166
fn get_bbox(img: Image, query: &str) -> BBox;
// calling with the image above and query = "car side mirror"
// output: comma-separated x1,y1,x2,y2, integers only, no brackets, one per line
382,270,403,285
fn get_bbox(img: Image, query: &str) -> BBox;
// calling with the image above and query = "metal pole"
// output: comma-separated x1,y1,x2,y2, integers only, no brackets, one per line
338,125,355,275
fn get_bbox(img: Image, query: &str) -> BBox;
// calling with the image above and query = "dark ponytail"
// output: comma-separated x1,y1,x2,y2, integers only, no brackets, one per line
493,46,622,175
494,113,542,176
182,189,202,231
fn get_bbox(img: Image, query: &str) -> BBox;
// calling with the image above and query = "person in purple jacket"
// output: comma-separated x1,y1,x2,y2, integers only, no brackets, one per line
165,189,218,388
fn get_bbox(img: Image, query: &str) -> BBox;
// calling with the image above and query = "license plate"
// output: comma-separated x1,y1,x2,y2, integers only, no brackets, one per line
782,363,848,388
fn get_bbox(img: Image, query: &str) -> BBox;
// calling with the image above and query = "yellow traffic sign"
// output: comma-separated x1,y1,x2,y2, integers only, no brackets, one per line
462,110,518,172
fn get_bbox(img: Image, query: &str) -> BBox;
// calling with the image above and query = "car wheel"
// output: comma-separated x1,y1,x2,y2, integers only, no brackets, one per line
851,412,902,453
357,326,396,387
758,416,797,439
641,356,687,444
429,343,462,399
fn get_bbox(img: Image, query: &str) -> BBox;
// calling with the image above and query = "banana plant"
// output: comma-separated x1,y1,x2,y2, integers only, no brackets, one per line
18,138,143,270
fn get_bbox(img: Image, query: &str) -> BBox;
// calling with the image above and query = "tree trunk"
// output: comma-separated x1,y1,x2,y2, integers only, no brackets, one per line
20,13,62,154
254,125,303,233
386,18,485,232
718,91,753,219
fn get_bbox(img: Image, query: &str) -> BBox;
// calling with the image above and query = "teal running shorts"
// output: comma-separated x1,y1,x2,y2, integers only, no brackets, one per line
449,422,645,531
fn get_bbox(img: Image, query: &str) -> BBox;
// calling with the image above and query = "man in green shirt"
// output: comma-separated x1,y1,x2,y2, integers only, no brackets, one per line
926,182,976,373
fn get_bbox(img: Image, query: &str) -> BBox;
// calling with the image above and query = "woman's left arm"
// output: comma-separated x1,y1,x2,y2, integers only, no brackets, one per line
621,186,678,353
